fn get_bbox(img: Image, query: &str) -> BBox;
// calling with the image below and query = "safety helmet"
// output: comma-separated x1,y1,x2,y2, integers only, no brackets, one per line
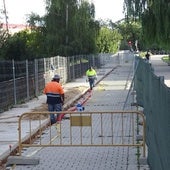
52,74,60,80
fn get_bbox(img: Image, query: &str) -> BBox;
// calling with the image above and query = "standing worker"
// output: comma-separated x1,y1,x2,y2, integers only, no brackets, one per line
86,66,97,90
43,74,64,124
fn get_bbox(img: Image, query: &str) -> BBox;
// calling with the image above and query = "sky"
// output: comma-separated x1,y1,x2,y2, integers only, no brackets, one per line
93,0,124,22
0,0,124,24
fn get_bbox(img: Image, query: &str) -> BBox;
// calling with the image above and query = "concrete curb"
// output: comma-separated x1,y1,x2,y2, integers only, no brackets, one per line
6,156,39,166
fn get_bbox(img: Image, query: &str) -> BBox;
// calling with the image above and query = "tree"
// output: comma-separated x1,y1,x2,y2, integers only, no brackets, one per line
124,0,170,50
44,0,99,56
0,6,9,60
0,0,100,60
0,30,45,60
116,20,142,51
73,1,99,54
96,24,122,53
0,23,9,48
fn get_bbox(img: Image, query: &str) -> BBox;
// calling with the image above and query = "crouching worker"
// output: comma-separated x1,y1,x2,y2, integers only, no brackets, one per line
43,74,64,125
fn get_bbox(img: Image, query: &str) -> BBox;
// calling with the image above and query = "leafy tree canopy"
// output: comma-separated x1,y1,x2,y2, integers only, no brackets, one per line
124,0,170,50
97,26,122,53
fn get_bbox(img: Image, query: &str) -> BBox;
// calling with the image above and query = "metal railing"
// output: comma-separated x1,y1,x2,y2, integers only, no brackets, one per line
18,111,146,157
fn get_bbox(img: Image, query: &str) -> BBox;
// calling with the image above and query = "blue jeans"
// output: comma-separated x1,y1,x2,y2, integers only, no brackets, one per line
48,103,62,124
88,77,95,90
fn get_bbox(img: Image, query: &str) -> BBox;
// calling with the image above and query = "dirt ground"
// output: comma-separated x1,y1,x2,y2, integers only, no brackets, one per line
32,86,87,112
0,86,88,169
23,86,87,120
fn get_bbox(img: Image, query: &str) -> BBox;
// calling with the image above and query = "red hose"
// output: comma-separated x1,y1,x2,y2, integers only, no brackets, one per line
57,90,92,121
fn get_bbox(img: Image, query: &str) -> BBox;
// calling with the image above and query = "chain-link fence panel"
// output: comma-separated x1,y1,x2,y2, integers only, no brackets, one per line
0,54,104,112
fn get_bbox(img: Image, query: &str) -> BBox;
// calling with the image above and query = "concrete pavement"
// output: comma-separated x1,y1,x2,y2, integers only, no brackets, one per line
150,54,170,87
0,52,169,170
0,53,120,167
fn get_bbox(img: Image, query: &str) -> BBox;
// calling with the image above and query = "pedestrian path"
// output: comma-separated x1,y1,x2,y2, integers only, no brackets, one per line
150,54,170,87
0,53,119,165
1,52,169,169
4,52,150,170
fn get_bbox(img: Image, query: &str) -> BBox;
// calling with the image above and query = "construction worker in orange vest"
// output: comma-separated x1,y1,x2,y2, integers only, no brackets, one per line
43,74,64,124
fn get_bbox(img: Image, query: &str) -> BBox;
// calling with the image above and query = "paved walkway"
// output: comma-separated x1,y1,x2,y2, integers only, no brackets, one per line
150,54,170,87
0,52,169,170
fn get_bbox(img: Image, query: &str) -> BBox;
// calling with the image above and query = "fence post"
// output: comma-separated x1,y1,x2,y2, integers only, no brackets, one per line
34,59,38,98
67,57,71,81
12,59,17,105
92,55,95,67
26,60,30,100
57,56,60,70
79,55,82,76
63,57,67,83
73,56,75,80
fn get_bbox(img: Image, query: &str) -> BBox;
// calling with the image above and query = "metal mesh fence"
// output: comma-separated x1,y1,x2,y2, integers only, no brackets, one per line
0,54,107,112
134,56,170,170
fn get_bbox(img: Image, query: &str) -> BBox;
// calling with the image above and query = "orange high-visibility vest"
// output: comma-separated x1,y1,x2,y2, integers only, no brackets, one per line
43,81,64,104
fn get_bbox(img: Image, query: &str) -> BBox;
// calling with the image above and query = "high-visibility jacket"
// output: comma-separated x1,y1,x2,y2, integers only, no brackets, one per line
86,69,97,78
43,81,64,104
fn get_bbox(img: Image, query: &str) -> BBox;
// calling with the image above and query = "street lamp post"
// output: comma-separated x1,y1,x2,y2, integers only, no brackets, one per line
2,0,9,32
